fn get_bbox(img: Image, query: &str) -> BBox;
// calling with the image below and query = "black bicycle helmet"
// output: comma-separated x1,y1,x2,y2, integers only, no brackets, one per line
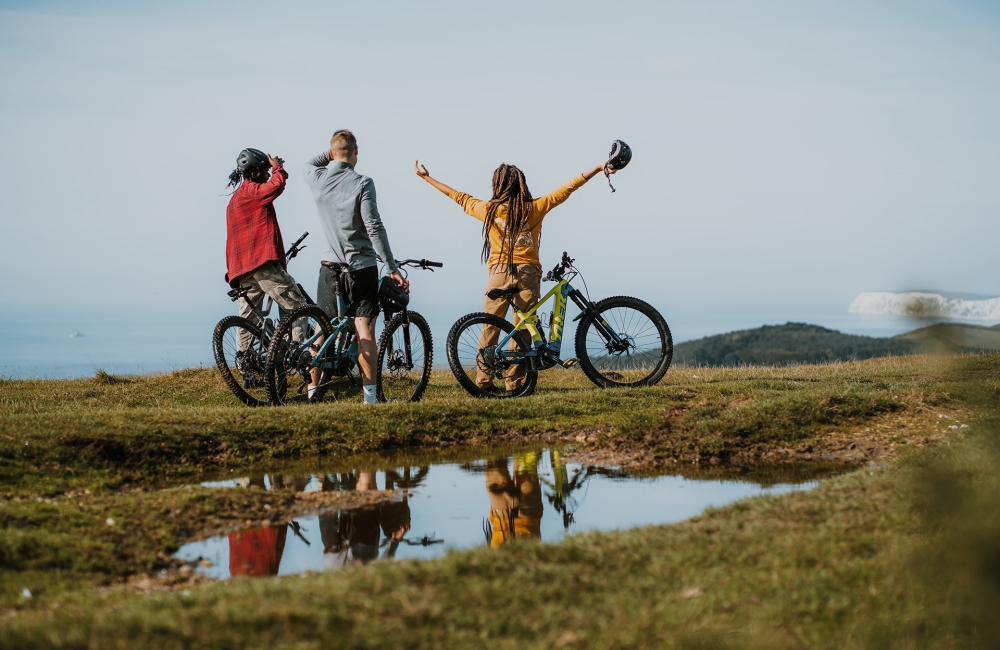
607,139,632,170
378,276,410,312
604,139,632,192
236,148,269,173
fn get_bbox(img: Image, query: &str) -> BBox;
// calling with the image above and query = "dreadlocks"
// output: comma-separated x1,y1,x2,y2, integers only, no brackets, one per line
226,165,268,192
226,168,244,191
482,164,533,269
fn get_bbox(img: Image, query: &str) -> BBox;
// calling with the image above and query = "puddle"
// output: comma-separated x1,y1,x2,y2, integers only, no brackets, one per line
175,449,849,579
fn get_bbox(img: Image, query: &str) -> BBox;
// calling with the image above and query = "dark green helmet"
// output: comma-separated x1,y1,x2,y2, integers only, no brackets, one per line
607,140,632,170
236,148,269,173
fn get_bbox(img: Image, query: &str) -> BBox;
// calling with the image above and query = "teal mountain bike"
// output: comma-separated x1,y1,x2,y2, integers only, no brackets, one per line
446,252,672,398
265,258,441,406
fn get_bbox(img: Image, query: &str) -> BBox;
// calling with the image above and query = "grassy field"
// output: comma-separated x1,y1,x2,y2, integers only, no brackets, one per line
0,354,997,647
0,355,978,496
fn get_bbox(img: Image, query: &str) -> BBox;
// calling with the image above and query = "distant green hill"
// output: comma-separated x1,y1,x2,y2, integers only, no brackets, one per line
897,322,1000,354
673,322,1000,367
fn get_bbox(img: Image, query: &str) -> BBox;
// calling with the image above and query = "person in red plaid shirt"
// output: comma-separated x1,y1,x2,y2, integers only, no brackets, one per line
225,147,315,394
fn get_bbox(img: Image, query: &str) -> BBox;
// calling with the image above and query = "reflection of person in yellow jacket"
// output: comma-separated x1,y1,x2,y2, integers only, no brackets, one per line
485,452,543,547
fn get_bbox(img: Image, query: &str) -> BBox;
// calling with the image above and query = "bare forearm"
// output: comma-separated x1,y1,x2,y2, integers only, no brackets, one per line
422,175,455,197
582,162,608,181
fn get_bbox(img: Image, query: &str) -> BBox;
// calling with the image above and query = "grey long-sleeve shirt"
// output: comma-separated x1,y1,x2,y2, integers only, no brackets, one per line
303,153,398,273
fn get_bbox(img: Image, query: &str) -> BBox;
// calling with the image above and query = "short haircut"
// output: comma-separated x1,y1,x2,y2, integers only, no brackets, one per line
330,129,357,157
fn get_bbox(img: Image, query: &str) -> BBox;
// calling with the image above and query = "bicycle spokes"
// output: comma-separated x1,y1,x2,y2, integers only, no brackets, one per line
581,302,667,384
267,306,334,406
214,316,270,407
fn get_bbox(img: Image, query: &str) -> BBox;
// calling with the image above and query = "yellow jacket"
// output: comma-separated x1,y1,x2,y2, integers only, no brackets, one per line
449,174,588,271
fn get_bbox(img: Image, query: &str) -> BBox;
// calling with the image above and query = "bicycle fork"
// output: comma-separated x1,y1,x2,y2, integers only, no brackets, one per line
385,310,416,371
569,289,629,350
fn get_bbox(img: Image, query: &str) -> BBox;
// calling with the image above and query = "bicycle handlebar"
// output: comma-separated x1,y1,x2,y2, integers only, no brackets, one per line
396,258,443,271
544,251,575,282
285,232,309,260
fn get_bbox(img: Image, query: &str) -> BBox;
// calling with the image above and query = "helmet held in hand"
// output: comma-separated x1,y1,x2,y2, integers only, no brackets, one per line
604,139,631,192
378,276,410,312
607,140,632,171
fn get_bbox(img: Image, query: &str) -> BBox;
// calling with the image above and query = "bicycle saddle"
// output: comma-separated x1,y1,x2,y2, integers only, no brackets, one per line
487,288,517,302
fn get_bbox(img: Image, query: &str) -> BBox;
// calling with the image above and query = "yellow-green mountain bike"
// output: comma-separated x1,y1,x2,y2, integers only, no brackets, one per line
446,252,673,398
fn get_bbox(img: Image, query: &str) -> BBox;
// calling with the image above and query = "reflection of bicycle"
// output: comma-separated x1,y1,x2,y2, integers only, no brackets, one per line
212,232,312,406
446,252,673,398
264,258,441,405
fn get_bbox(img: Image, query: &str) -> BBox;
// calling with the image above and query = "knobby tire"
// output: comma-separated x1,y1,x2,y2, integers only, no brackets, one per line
446,312,537,399
212,315,268,407
376,310,433,403
574,295,672,388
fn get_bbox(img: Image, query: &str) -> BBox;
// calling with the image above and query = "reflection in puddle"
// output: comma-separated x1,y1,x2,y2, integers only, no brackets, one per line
176,450,846,579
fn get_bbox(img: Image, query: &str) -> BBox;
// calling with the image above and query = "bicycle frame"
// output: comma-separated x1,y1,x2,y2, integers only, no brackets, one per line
282,256,440,389
493,279,629,370
300,288,359,377
243,297,276,336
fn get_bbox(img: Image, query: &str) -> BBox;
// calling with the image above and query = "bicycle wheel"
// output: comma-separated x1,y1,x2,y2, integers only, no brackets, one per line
574,296,672,388
213,315,269,407
377,311,433,403
446,312,537,399
265,305,335,406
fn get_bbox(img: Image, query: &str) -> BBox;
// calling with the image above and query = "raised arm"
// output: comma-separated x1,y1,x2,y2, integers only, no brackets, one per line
302,151,331,186
582,161,612,182
534,161,613,213
414,160,488,221
414,160,457,197
245,155,287,201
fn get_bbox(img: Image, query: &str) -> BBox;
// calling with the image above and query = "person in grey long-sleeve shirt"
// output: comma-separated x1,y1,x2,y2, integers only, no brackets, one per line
303,129,408,404
303,152,399,274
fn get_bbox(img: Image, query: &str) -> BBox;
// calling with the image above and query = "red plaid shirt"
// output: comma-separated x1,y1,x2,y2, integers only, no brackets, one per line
225,163,289,287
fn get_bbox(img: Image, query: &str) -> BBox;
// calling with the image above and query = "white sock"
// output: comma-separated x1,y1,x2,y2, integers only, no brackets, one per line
362,384,377,405
307,384,317,399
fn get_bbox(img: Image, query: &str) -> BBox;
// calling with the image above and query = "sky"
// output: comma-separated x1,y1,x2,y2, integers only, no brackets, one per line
1,0,999,372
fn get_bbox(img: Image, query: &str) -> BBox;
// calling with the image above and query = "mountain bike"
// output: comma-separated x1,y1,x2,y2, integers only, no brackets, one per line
446,252,672,398
265,258,441,406
212,232,312,407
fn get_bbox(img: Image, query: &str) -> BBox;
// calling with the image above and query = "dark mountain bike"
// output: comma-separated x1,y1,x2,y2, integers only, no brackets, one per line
212,232,312,407
446,252,672,398
264,258,441,406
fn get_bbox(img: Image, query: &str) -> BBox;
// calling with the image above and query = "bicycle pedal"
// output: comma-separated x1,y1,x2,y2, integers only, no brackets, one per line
562,357,580,368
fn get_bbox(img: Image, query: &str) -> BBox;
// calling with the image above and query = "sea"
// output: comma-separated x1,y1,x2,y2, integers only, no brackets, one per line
0,301,960,380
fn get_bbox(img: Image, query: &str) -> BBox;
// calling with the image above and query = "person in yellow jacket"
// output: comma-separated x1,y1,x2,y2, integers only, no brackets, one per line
415,158,613,392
